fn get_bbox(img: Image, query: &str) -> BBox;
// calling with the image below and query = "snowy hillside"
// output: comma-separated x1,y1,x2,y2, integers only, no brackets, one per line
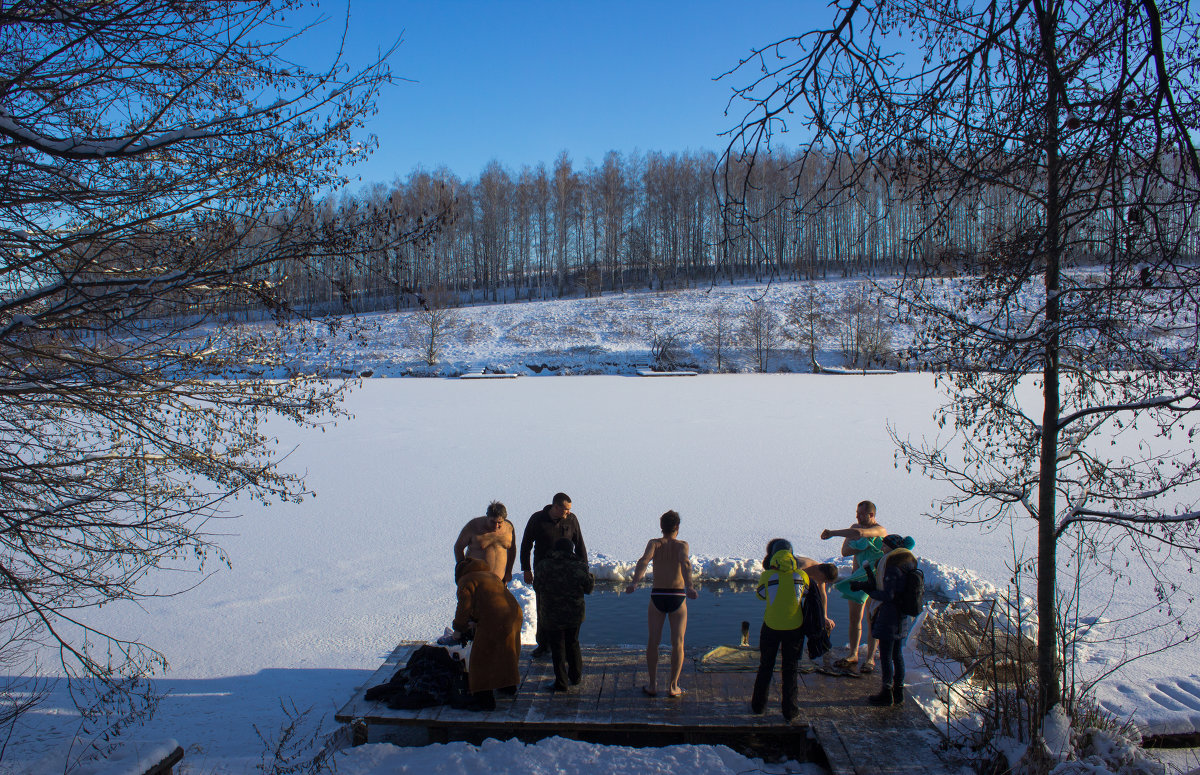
238,278,907,378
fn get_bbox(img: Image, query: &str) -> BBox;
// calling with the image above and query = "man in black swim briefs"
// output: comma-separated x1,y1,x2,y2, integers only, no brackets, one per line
625,510,698,698
650,588,686,614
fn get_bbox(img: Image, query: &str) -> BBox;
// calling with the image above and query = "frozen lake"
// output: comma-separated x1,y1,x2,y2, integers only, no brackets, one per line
8,374,1199,772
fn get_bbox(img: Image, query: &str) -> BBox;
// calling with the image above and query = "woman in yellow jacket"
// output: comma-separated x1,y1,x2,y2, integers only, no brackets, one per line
751,538,809,722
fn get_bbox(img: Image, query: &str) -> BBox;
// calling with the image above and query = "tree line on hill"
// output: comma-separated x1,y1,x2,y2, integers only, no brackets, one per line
217,145,1199,319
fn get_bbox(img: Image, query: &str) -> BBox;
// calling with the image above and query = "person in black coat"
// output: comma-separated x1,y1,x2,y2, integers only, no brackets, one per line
852,543,918,706
520,492,587,657
534,538,595,691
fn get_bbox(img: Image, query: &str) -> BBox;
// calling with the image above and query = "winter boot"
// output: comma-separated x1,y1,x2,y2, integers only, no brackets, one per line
867,684,894,706
892,683,905,705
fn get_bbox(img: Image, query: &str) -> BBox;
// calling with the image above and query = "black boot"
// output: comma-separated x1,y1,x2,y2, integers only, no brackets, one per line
867,684,893,706
467,690,496,712
892,683,905,705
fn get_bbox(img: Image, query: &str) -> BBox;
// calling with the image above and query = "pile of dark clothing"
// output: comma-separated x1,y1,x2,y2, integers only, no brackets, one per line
364,644,471,710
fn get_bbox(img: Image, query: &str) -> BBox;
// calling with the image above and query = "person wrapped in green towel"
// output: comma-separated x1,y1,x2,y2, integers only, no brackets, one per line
832,535,888,605
750,539,809,722
820,501,894,673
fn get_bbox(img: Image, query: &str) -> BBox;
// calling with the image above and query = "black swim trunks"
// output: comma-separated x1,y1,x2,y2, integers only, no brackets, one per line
651,588,686,614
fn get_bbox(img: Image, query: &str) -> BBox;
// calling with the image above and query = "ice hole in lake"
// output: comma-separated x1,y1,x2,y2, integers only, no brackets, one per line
579,581,854,649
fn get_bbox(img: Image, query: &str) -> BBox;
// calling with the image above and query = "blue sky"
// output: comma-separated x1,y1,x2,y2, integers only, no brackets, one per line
298,1,829,186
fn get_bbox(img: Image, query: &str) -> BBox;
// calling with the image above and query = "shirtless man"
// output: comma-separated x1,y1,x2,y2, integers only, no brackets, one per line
454,501,516,583
819,500,887,671
624,510,698,698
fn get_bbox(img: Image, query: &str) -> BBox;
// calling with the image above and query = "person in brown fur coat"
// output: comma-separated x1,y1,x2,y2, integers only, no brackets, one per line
453,558,522,711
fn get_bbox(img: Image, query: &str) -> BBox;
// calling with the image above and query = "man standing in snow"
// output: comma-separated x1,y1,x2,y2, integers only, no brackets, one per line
454,501,516,582
521,492,587,659
819,500,887,672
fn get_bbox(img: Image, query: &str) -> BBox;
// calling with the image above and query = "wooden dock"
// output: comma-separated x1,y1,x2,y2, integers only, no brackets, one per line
335,643,953,774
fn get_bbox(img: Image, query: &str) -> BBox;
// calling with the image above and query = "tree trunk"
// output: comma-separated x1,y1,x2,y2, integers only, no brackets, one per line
1036,0,1063,719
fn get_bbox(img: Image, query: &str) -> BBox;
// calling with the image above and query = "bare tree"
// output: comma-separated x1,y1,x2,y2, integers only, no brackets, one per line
644,317,691,372
723,0,1200,739
552,152,579,296
783,284,832,372
740,299,779,373
408,292,458,368
699,302,736,372
836,285,892,368
0,0,413,723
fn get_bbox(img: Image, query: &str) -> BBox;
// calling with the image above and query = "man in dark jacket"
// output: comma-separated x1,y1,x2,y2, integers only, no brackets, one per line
520,492,587,658
534,538,595,691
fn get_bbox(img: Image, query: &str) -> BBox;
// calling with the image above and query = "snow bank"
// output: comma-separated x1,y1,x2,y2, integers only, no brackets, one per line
334,735,824,775
590,553,763,582
591,552,1010,597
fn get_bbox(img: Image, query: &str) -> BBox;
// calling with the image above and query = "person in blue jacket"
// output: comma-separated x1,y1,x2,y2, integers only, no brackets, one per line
750,538,809,722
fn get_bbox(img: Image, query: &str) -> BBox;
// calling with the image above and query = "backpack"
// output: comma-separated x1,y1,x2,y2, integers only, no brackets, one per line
898,566,925,617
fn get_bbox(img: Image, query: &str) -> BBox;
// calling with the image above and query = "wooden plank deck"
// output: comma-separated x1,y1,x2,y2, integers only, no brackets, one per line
336,642,953,774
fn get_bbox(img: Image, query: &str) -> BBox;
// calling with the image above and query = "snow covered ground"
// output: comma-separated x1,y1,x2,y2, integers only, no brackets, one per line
5,282,1200,774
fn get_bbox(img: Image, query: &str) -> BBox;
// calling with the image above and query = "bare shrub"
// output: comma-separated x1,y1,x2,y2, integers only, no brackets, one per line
644,318,691,371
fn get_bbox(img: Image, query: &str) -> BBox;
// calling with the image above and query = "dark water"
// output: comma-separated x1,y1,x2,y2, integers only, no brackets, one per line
578,581,854,648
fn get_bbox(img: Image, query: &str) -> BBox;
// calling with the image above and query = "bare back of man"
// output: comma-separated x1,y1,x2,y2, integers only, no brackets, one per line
625,511,697,698
455,514,515,582
649,537,688,589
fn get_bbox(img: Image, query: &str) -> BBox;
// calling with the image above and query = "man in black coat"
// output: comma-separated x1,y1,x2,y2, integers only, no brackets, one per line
520,492,587,658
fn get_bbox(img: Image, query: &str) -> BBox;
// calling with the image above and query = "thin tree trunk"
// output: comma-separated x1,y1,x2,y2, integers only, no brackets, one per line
1036,0,1063,718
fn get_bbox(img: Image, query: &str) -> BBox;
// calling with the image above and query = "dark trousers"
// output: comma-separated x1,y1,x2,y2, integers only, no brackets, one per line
879,636,905,687
534,592,545,647
546,625,582,689
751,623,804,719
